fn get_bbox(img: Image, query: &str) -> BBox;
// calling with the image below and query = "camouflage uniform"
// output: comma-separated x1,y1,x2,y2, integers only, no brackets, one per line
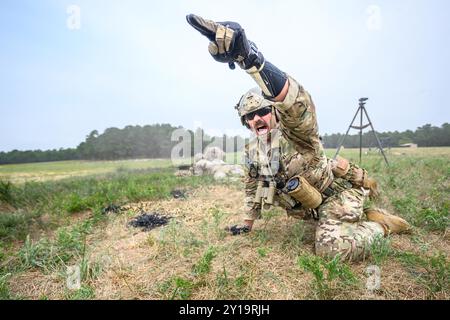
243,76,385,261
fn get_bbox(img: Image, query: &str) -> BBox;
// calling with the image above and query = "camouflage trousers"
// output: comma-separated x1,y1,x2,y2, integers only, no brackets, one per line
313,187,385,261
245,187,385,261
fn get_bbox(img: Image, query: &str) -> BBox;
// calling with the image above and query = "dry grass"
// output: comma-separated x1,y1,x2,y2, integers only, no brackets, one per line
8,184,448,300
9,271,65,300
3,147,448,300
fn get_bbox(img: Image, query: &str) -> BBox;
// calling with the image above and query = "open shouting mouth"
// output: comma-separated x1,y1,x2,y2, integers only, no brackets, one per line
254,121,269,135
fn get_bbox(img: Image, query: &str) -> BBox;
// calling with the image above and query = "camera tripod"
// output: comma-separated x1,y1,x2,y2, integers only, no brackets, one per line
334,97,389,165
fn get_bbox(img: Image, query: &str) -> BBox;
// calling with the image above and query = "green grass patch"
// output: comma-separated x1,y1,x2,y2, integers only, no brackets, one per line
257,247,269,258
395,250,449,297
0,181,15,206
282,220,306,250
65,285,95,300
0,168,215,245
158,276,195,300
0,211,39,242
192,246,217,276
416,205,449,232
369,235,393,265
18,219,92,272
298,254,358,299
0,272,11,300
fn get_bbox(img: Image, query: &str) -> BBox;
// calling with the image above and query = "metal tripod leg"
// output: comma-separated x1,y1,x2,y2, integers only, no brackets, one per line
333,99,389,166
362,107,389,165
334,107,360,160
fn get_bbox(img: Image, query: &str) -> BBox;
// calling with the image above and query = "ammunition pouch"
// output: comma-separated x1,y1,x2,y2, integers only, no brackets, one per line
286,176,322,209
285,174,354,209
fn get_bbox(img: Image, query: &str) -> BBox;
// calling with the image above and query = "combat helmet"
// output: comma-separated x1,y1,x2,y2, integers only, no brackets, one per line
235,87,274,128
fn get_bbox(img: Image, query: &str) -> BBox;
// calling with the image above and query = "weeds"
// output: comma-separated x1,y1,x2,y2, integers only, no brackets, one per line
79,245,103,283
0,272,11,300
0,211,38,242
0,180,15,207
1,150,449,300
282,220,306,250
192,246,217,276
416,206,449,232
158,220,204,256
257,247,268,258
253,229,269,245
395,250,449,297
64,193,89,213
158,276,195,300
298,254,358,299
19,220,91,272
1,169,215,244
210,207,227,240
234,274,247,289
65,285,95,300
215,265,230,297
426,253,449,294
369,234,393,265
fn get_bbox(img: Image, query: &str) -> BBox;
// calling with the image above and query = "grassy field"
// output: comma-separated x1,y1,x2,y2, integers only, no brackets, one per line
0,159,173,184
0,148,448,300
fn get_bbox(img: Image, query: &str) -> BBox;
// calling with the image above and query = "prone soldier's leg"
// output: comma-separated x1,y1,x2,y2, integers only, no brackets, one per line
314,188,385,261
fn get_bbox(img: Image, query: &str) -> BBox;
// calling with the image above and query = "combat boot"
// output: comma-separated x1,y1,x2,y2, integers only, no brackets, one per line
365,209,411,235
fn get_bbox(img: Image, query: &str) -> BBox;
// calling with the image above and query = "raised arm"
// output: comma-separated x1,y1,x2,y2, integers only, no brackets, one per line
187,14,321,152
186,14,289,101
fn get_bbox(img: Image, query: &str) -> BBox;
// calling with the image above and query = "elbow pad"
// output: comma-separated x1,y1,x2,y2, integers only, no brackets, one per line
237,41,287,99
246,60,287,99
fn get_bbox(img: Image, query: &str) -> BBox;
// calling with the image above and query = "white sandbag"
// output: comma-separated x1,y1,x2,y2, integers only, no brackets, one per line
213,170,227,180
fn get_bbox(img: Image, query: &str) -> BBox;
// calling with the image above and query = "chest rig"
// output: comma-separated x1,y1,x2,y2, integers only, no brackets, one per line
246,130,295,209
246,129,348,212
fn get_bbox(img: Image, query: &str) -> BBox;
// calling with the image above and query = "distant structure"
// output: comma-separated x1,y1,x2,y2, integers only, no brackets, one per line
399,143,418,148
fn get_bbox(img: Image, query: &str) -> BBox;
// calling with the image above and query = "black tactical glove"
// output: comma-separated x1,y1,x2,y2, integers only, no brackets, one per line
186,13,263,70
225,225,251,236
186,14,287,98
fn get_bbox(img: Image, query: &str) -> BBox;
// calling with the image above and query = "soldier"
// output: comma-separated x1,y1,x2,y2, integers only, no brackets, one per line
186,14,410,261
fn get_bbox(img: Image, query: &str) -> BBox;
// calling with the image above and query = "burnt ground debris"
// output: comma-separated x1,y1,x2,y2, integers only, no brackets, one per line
102,204,122,214
128,212,171,231
170,189,186,199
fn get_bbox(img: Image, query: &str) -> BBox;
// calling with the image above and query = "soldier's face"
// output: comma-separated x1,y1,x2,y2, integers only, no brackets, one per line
247,112,274,136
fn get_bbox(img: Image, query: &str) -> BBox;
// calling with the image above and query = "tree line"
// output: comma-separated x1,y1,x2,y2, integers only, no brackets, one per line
0,123,448,165
0,124,245,165
322,123,450,149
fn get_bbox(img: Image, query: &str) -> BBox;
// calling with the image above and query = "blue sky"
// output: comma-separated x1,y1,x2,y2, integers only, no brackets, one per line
0,0,449,151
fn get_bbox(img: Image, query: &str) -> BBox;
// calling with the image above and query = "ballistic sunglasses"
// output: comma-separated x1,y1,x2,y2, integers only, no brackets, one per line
244,107,272,121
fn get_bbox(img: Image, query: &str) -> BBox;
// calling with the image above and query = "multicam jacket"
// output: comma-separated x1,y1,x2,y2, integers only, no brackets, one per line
243,76,334,220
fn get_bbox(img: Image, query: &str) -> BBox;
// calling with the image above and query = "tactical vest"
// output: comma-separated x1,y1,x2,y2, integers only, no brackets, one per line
245,128,334,209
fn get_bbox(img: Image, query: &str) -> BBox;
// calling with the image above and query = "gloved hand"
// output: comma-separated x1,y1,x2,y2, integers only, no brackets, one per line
364,177,379,199
225,224,251,236
186,13,264,70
